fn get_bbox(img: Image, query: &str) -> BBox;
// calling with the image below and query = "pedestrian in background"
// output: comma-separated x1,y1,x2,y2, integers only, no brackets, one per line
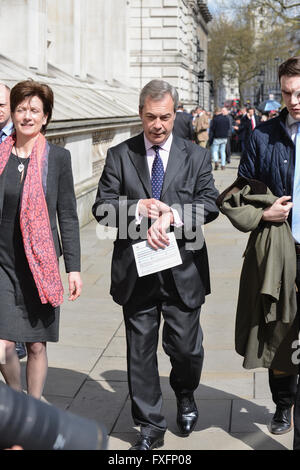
239,106,260,152
209,107,230,170
194,108,209,148
0,84,13,143
173,103,195,141
222,106,234,164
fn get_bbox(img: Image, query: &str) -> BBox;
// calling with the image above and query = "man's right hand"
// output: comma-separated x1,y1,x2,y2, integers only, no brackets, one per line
262,196,293,222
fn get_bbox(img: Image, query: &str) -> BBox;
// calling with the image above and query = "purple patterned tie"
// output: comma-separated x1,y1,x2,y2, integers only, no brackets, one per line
151,145,164,200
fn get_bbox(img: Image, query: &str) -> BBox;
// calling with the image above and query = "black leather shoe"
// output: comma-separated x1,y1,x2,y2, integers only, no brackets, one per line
129,434,164,450
15,342,27,360
269,406,293,434
177,394,198,436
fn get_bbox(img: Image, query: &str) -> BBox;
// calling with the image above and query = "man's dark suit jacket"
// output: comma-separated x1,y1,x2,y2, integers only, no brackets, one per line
92,133,219,309
0,143,81,273
173,111,195,141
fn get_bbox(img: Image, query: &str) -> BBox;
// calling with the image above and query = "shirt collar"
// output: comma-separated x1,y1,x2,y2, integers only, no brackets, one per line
143,132,173,153
287,113,300,128
1,121,13,136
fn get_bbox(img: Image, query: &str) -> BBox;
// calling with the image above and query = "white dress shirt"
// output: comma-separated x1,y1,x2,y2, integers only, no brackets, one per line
0,121,13,143
286,113,300,144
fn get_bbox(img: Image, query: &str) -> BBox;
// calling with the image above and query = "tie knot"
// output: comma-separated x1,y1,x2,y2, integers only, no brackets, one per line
152,145,160,152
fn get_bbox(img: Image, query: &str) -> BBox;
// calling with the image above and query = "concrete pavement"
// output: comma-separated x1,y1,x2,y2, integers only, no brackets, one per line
5,155,294,450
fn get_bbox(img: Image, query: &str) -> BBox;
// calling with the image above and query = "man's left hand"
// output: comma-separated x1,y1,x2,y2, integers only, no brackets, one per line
147,212,174,250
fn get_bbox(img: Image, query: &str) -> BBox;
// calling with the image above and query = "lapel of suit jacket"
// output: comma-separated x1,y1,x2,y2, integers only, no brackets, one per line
127,133,152,198
161,134,186,198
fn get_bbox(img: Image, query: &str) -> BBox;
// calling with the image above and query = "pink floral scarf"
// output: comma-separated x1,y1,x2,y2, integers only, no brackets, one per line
0,133,64,307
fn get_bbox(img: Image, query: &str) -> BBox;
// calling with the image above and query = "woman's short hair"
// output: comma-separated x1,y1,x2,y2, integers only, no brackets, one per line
10,80,54,133
278,56,300,81
139,79,179,112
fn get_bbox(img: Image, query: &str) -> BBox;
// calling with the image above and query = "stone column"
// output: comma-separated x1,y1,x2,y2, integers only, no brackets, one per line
27,0,48,74
73,0,87,79
47,0,87,79
86,0,130,84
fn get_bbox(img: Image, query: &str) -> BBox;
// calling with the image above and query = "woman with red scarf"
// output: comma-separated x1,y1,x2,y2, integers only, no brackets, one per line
0,80,82,399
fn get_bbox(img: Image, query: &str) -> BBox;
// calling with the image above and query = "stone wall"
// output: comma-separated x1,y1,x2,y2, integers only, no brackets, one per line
129,0,211,108
0,0,211,226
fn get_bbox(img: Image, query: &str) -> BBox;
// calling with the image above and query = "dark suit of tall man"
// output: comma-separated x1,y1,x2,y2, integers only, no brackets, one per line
92,132,219,435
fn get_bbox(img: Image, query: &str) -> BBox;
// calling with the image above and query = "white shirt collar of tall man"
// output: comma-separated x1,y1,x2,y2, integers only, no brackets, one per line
286,113,300,143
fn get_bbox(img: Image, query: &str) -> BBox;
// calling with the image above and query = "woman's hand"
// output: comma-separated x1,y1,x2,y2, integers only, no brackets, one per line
68,272,82,301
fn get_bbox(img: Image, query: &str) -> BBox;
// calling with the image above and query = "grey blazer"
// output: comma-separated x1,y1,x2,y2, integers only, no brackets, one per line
0,143,81,273
93,132,219,308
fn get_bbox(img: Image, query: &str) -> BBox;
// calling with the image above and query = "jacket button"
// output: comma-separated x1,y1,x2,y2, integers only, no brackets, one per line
284,160,287,163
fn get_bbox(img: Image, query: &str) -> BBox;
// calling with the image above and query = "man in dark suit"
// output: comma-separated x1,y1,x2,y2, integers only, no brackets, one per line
239,106,260,151
173,103,195,141
92,79,219,450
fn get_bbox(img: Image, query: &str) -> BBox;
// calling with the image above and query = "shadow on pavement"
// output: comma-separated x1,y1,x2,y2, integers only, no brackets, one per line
18,366,291,451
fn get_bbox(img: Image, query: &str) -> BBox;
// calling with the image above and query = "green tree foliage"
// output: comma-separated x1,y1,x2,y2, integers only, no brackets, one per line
207,1,296,104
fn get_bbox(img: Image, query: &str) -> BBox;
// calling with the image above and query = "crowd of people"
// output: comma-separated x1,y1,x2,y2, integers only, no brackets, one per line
173,102,281,170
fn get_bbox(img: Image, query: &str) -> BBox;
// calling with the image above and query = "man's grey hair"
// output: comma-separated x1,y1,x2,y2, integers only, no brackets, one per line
139,80,179,112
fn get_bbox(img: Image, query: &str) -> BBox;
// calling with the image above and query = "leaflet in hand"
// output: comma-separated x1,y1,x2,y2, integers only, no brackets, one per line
132,232,182,277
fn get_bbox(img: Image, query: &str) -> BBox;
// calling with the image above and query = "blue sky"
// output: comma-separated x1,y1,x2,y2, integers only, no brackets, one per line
207,0,219,15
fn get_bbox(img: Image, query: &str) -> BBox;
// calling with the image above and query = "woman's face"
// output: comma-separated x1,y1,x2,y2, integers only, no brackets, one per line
12,96,47,139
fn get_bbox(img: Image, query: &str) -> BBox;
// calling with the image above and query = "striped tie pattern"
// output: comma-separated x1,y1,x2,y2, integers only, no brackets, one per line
151,145,164,200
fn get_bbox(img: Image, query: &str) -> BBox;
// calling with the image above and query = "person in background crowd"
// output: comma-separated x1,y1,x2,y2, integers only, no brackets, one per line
0,84,13,143
209,107,230,170
238,107,261,152
173,103,195,141
231,117,242,153
222,107,234,164
190,109,198,128
195,107,209,148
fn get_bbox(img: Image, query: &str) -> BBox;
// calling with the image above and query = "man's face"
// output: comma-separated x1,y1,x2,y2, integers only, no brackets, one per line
280,75,300,120
0,86,11,129
139,93,176,145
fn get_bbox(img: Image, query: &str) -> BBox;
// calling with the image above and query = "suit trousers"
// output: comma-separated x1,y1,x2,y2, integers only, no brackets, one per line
123,269,204,435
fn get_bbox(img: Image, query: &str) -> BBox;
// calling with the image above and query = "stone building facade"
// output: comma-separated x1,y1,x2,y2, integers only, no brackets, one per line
129,0,212,108
0,0,211,226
